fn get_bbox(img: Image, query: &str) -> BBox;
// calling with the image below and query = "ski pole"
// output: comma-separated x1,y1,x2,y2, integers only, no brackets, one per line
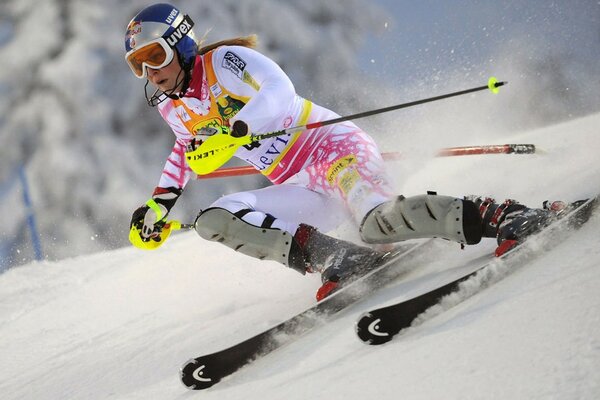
436,144,535,157
166,221,195,230
197,143,534,180
190,78,507,176
249,77,507,143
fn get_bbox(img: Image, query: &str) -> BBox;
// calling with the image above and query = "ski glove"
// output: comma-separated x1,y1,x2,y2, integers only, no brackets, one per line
130,187,183,240
230,120,249,138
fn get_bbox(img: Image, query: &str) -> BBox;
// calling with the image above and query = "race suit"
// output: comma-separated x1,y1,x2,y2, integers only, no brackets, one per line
154,45,395,234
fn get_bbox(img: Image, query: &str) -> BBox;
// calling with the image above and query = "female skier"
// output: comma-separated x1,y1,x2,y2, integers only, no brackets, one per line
125,3,558,299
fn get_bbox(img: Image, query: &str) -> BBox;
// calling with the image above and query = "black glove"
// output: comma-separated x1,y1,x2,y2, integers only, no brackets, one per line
230,120,249,137
130,187,183,240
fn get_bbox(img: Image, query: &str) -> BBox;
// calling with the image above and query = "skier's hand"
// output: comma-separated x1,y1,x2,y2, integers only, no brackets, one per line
230,120,249,137
130,202,167,241
130,187,183,241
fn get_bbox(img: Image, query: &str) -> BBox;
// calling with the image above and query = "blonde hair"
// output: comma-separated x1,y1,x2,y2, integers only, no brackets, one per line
197,34,258,55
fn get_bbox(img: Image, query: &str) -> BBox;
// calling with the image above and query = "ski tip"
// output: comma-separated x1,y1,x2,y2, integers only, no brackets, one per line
355,312,394,346
180,358,220,390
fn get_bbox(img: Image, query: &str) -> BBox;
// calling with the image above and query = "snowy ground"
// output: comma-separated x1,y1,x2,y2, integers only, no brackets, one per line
1,113,599,399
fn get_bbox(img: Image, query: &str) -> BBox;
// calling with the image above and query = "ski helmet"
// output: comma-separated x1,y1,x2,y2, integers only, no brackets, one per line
124,3,198,78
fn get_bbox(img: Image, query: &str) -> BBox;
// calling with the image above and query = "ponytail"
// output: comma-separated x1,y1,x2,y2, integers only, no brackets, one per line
197,34,258,55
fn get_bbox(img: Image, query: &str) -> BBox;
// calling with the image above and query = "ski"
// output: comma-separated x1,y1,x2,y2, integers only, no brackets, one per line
180,239,436,390
356,195,598,345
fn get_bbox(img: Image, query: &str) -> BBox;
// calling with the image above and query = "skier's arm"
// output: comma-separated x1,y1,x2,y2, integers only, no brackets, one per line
130,140,192,242
130,186,183,240
212,46,297,133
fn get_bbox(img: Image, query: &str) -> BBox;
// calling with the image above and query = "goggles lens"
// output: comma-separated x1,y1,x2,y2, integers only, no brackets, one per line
125,39,173,78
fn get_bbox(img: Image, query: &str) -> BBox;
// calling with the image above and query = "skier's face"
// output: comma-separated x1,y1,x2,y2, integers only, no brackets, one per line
146,54,183,93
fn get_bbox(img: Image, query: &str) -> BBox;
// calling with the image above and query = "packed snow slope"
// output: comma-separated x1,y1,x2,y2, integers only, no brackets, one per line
1,113,599,399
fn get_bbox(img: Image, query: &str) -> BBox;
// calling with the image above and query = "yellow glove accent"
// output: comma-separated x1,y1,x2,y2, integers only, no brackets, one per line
145,198,163,221
129,220,183,250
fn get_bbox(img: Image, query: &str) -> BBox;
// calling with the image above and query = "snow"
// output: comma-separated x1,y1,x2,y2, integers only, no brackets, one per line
1,0,599,397
1,112,600,399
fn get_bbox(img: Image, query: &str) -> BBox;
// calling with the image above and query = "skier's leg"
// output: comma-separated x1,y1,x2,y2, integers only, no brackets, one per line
359,194,578,248
207,183,349,234
195,184,377,274
284,121,397,225
359,193,483,245
194,206,304,271
277,122,410,289
287,121,483,246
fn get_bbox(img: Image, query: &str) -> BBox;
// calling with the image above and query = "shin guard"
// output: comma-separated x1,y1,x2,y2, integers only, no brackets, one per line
360,194,482,245
194,208,306,274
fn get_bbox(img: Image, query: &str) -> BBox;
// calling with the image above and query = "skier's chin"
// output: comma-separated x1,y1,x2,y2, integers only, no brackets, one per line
151,79,178,94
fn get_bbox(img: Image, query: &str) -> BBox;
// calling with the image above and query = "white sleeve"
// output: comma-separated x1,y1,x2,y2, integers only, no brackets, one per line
211,46,297,133
157,139,194,189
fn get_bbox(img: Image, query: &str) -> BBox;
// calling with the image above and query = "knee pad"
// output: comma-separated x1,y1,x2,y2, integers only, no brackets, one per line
360,194,482,245
194,208,306,274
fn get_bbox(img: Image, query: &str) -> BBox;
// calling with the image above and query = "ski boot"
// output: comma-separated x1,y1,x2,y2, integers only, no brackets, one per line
293,224,382,301
471,197,588,257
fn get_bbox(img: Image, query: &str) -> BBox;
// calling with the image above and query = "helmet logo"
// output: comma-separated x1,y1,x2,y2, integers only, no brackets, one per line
126,21,142,48
166,8,179,24
165,15,194,47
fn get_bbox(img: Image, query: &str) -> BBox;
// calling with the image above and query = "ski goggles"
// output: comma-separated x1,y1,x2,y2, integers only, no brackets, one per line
125,38,175,79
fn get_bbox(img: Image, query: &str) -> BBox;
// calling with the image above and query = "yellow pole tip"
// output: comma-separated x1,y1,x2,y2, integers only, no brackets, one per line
488,77,500,94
